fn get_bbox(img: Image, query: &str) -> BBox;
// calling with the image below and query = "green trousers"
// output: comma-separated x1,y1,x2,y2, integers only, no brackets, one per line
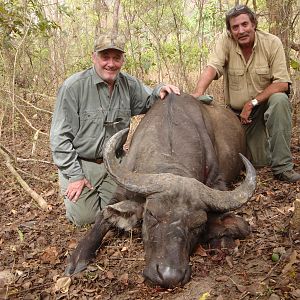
58,159,118,226
244,92,293,174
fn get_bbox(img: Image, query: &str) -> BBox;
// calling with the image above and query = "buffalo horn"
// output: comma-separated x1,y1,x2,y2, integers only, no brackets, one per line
104,129,256,211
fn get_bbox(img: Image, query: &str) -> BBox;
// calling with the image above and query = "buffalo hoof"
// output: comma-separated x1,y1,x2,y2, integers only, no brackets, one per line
64,249,95,276
207,235,237,249
65,260,90,276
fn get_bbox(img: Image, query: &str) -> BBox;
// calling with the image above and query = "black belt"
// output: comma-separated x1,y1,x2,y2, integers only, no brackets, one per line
228,106,242,119
79,157,103,164
228,106,242,115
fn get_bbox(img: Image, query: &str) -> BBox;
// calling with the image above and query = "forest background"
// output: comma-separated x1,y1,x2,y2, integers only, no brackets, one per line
1,0,300,299
1,0,300,143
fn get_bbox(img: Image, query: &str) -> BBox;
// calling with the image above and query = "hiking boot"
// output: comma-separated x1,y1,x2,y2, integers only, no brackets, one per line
274,170,300,183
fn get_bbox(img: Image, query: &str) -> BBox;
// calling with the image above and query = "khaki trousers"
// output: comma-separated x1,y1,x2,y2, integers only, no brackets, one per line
244,92,293,174
58,159,118,226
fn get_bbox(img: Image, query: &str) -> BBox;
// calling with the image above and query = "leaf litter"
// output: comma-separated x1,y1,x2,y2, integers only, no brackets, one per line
1,126,300,299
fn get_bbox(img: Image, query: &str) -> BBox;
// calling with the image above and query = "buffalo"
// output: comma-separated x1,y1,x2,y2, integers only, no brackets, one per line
65,93,256,288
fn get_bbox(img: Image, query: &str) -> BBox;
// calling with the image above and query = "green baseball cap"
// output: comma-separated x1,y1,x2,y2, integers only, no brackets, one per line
94,33,125,53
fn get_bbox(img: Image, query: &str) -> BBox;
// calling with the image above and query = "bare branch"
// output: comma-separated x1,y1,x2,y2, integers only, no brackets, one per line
16,157,54,165
16,166,56,185
11,17,33,161
0,146,50,211
291,42,300,52
13,102,48,136
112,0,120,36
1,144,53,165
1,88,53,114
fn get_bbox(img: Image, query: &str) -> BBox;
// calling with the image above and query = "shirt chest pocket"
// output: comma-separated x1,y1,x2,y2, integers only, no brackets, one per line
228,69,244,91
255,67,271,89
104,109,131,139
78,110,105,139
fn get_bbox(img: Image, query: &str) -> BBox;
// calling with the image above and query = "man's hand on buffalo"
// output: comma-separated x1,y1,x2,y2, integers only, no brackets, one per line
159,84,180,99
66,178,93,202
191,94,214,105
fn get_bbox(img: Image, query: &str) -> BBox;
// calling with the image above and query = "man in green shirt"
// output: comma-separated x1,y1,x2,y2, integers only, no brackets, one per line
50,33,180,226
192,5,300,183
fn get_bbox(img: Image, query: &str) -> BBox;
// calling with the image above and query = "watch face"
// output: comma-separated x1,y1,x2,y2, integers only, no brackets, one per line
251,99,258,106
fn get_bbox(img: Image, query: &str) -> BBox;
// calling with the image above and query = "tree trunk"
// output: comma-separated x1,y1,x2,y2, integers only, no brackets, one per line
266,0,294,62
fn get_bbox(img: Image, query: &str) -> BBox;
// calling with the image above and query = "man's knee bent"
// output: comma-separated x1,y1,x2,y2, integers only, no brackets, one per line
66,209,98,226
266,93,291,124
268,92,290,107
64,199,100,226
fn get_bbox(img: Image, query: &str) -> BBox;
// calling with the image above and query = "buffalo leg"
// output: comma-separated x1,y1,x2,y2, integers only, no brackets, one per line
203,212,250,249
65,211,112,276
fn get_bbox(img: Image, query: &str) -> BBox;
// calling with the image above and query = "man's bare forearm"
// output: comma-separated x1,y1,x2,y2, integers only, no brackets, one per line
253,82,289,104
192,66,217,97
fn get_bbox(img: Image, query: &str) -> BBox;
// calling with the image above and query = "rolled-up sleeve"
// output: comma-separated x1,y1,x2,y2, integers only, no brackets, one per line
207,33,228,79
50,85,85,182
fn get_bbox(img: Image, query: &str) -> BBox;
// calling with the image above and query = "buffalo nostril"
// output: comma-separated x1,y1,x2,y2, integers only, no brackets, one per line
156,264,164,281
154,264,189,288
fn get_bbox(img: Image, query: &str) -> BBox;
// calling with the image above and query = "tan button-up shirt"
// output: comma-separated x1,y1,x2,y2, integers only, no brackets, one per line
207,30,291,110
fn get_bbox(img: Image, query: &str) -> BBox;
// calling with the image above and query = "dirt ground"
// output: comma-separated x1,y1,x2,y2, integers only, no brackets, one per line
1,114,300,300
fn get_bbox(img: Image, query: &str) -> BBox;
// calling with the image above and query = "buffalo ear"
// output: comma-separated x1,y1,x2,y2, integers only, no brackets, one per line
188,209,208,229
103,201,144,231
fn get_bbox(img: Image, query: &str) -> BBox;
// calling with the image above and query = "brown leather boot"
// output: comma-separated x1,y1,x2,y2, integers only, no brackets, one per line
274,170,300,183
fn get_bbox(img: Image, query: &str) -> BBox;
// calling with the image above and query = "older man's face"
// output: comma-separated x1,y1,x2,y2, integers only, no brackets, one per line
93,49,124,85
229,13,256,48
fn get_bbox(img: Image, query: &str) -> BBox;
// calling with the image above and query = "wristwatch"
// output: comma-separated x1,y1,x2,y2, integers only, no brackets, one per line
251,99,259,107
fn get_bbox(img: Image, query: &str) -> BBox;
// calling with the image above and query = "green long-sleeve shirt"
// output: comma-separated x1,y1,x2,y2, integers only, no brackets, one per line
50,67,163,182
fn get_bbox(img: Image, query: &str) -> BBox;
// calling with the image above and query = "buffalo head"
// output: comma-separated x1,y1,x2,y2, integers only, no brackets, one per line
102,128,256,288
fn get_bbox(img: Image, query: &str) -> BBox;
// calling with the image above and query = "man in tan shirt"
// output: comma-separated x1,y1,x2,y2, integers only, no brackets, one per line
192,4,300,182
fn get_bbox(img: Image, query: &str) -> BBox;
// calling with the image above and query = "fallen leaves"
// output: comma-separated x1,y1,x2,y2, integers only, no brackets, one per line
291,198,300,229
67,239,77,249
215,275,228,282
282,250,298,274
106,270,114,279
0,270,14,287
40,246,60,264
54,277,71,293
198,291,210,300
195,245,208,256
118,272,129,285
1,140,300,299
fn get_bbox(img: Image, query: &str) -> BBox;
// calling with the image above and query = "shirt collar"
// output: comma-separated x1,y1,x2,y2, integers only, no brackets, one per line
253,31,258,49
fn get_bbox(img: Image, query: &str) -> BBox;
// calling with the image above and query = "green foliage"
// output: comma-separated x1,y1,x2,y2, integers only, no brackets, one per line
0,0,60,48
1,0,299,95
57,3,74,17
124,48,155,75
68,57,93,77
290,58,300,71
201,1,226,34
119,0,231,88
17,228,24,242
